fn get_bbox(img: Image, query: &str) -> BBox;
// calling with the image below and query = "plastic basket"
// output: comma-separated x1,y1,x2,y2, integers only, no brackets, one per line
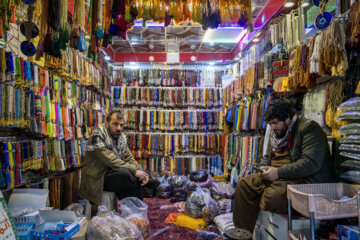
32,222,79,240
15,223,34,240
14,214,38,224
287,183,360,220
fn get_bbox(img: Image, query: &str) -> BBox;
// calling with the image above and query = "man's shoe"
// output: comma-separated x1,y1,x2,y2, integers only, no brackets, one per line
224,228,252,240
144,179,160,189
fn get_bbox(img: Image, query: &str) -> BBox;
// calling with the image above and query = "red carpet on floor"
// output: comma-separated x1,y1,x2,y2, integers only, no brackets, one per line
144,198,218,240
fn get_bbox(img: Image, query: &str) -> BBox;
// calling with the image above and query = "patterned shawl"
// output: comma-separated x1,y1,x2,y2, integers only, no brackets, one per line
86,125,127,157
271,115,298,152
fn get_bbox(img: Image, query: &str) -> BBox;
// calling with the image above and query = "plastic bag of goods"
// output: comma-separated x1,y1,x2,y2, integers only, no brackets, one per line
170,176,188,202
188,177,213,190
185,188,220,223
86,211,143,240
217,199,232,214
190,170,209,182
119,197,151,240
156,176,172,199
64,203,84,217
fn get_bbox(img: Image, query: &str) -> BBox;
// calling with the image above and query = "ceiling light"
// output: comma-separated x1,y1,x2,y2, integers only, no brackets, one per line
252,38,260,43
203,28,246,44
284,1,295,8
133,20,164,27
208,62,215,65
301,2,310,7
104,56,111,61
191,44,196,49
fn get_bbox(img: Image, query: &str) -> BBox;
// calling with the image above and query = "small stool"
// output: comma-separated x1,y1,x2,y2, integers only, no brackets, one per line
85,191,117,219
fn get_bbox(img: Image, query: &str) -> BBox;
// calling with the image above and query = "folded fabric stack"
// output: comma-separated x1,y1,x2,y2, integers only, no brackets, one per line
214,213,235,235
337,98,360,183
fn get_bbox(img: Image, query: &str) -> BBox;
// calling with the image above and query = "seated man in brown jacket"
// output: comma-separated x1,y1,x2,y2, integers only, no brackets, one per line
80,110,151,212
233,99,336,233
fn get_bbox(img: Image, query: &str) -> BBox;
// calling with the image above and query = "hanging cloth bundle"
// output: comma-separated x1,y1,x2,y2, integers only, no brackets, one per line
59,0,70,50
47,0,62,58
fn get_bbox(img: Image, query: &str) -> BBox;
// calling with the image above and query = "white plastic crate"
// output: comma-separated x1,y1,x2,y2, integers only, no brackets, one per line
287,183,360,220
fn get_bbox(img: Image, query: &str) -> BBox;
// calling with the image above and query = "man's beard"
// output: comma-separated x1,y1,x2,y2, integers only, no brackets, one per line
107,127,121,139
274,125,289,138
111,132,121,138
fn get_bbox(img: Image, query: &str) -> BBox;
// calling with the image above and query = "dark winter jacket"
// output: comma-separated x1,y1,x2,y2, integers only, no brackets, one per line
261,117,336,183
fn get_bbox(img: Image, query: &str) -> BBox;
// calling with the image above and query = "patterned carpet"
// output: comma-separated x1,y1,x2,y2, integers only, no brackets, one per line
144,198,218,240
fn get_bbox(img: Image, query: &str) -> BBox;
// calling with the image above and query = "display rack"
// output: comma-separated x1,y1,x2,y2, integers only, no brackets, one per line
113,66,226,174
0,48,112,210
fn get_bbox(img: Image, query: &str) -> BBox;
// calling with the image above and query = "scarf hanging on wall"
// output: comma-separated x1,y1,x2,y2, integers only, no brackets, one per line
121,109,222,132
0,138,85,190
141,155,223,176
115,68,223,88
0,50,110,138
227,134,262,178
114,86,223,108
126,133,224,159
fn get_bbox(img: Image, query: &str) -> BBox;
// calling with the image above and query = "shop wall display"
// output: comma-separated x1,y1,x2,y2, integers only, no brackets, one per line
113,68,223,88
114,67,227,175
121,109,224,132
139,155,224,176
114,86,223,109
0,47,111,208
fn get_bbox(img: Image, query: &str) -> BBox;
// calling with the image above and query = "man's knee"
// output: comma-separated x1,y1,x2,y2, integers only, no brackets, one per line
113,168,133,176
260,186,287,213
235,174,264,196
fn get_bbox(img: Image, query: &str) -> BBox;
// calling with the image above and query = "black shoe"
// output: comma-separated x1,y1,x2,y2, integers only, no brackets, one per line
144,179,160,189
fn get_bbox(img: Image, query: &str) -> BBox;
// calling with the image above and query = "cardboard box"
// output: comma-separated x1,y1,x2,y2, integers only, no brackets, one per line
0,191,20,239
72,221,88,240
32,210,79,240
338,225,360,240
8,189,48,225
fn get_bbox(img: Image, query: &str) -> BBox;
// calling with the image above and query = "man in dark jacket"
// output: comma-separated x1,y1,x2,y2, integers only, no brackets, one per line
80,111,150,211
233,99,336,232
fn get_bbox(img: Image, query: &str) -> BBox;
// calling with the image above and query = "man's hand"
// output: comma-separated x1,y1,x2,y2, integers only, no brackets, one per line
135,170,149,186
141,175,149,186
260,166,279,182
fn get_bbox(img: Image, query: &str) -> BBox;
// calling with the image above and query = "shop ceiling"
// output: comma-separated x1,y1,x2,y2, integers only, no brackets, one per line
100,0,286,63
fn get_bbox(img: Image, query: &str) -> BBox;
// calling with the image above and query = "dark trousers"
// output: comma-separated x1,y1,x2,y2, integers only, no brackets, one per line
91,168,143,218
103,168,143,201
233,174,301,232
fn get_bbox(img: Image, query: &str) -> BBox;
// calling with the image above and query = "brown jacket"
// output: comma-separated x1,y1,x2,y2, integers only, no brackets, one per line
80,147,142,205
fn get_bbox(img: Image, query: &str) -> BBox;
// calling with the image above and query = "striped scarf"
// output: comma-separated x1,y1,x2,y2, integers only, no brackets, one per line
86,125,127,157
271,115,298,152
